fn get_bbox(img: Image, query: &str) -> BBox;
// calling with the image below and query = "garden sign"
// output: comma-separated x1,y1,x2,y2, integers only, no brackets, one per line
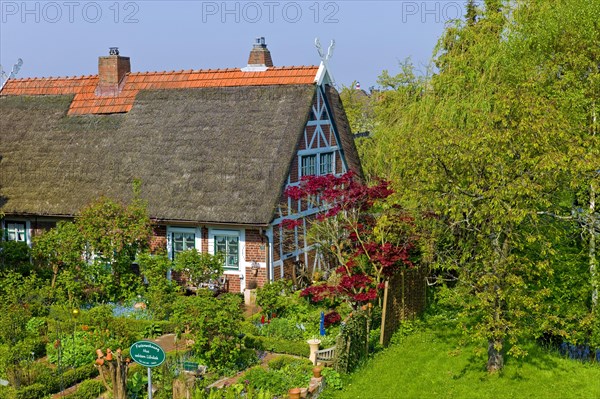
129,341,166,399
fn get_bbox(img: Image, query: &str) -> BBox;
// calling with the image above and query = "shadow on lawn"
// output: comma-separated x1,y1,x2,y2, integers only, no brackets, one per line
451,343,565,382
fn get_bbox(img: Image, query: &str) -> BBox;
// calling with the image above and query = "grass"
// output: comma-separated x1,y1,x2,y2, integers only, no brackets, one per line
324,317,600,399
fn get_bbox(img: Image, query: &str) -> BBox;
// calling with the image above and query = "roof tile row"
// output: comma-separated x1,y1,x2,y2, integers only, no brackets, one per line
1,66,319,115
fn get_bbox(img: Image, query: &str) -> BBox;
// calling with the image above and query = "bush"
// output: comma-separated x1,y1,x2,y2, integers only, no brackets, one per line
243,334,309,357
268,355,311,371
236,348,260,371
46,330,121,368
14,383,47,399
33,364,98,396
256,280,292,317
65,380,105,399
321,367,343,390
262,318,304,341
241,357,312,396
0,241,32,274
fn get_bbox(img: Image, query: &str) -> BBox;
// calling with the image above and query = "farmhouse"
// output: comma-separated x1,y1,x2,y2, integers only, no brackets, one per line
0,38,362,292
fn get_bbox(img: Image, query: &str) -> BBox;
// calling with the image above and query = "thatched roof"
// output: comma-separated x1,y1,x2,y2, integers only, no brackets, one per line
0,85,318,224
324,85,363,177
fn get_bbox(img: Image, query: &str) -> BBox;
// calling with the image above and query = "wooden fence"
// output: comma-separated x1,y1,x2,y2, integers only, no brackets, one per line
379,267,428,347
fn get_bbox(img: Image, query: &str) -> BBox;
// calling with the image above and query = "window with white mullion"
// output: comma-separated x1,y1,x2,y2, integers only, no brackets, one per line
319,152,334,175
214,233,240,270
4,221,26,242
301,154,317,177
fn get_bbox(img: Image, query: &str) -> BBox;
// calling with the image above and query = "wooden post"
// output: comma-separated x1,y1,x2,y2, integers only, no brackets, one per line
379,280,389,346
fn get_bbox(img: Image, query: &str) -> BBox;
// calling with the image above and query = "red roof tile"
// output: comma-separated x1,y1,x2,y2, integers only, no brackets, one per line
1,66,319,115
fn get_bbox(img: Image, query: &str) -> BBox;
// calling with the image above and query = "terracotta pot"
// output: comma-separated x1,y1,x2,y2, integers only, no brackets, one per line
312,366,323,378
288,388,301,399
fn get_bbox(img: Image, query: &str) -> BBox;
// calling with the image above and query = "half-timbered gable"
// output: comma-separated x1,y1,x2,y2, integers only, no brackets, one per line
269,84,362,282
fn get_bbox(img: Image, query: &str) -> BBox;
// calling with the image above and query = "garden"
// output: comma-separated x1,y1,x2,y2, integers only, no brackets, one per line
1,150,600,399
0,171,414,398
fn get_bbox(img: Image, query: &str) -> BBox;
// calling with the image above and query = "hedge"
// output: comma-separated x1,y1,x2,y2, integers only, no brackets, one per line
63,380,105,399
13,363,98,398
243,334,309,357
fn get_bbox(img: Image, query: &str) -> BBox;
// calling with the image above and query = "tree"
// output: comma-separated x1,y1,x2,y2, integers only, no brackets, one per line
33,221,84,289
361,0,600,371
77,192,152,301
137,252,180,319
283,172,415,309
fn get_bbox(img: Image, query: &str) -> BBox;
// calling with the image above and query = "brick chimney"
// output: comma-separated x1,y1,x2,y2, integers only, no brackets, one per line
247,37,273,68
96,47,130,96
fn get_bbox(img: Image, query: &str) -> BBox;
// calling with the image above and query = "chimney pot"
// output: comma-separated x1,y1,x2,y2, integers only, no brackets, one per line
247,37,273,68
109,47,119,55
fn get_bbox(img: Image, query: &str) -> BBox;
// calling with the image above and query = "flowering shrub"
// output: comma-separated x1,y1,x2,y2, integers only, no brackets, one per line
283,172,416,308
324,311,342,328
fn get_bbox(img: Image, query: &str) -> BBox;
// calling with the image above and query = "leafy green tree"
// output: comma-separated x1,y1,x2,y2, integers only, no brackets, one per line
136,252,180,319
33,221,85,289
76,190,152,301
362,0,599,371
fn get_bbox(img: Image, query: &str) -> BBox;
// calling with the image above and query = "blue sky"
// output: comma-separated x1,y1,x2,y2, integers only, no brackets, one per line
1,1,465,89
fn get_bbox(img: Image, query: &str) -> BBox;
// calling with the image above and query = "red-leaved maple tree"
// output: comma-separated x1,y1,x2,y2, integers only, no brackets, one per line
282,172,415,309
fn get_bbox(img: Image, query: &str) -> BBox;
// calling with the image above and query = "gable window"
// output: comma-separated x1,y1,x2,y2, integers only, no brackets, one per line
4,221,26,242
214,234,239,270
320,152,334,175
301,154,317,177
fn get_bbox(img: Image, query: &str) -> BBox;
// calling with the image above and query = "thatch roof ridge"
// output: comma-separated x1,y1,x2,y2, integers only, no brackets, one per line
4,65,319,85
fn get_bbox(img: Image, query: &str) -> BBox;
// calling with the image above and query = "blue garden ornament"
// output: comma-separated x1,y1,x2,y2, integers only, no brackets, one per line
320,311,326,336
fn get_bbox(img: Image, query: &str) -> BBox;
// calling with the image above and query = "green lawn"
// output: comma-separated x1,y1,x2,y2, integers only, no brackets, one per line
325,320,600,399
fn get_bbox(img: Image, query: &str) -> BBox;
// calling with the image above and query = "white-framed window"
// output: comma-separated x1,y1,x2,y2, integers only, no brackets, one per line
319,152,334,175
215,234,239,270
300,152,336,178
3,221,27,243
301,154,317,177
167,227,201,260
210,229,242,271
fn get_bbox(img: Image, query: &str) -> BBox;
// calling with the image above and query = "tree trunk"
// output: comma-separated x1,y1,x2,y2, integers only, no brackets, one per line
487,339,504,372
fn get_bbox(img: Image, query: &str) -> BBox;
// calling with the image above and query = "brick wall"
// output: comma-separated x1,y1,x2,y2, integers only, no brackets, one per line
245,267,267,289
283,258,295,280
290,157,299,183
225,274,242,293
245,229,266,262
273,265,282,280
201,227,209,253
150,225,167,254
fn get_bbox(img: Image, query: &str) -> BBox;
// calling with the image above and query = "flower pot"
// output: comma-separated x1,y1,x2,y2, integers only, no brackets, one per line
288,388,301,399
312,366,323,378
